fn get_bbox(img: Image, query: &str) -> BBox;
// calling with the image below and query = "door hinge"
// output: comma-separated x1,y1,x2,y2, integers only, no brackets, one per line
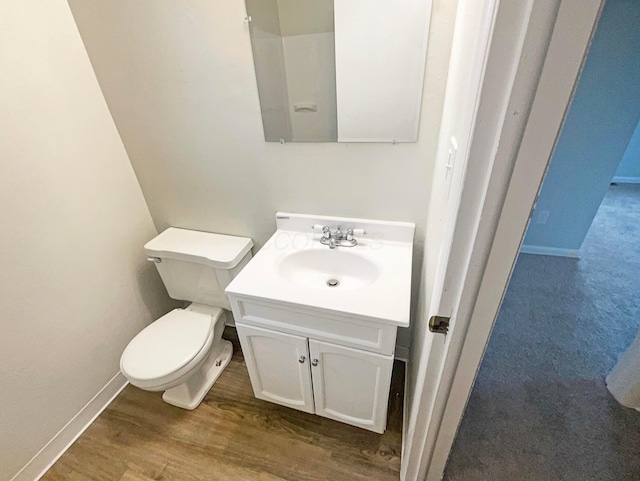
429,315,450,335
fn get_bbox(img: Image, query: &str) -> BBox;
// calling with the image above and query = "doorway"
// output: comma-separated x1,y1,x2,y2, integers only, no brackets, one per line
444,181,640,480
442,0,640,477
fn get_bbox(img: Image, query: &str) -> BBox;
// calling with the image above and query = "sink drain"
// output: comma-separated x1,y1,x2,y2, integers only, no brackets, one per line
327,279,339,287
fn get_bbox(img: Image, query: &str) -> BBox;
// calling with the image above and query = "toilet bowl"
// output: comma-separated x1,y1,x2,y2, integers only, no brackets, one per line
121,304,233,409
119,228,253,410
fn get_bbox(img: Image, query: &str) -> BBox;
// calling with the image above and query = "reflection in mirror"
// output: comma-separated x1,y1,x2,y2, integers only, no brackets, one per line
246,0,337,142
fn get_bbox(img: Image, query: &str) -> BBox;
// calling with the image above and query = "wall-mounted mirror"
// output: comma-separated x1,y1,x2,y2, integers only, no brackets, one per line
245,0,432,143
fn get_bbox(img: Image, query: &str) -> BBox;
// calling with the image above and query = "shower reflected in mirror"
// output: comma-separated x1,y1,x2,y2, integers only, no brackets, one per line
245,0,337,142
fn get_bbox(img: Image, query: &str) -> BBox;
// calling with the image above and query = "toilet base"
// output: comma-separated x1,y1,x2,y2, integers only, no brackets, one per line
162,339,233,410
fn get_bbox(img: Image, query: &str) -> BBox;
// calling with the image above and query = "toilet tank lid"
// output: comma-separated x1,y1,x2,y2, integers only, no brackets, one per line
144,228,253,269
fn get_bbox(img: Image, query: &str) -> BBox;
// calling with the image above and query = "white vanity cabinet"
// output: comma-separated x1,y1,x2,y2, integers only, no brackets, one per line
236,324,315,414
237,323,394,433
307,339,393,432
225,213,415,435
232,299,397,434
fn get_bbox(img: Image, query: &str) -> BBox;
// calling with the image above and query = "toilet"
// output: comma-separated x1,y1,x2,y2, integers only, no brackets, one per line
120,227,253,410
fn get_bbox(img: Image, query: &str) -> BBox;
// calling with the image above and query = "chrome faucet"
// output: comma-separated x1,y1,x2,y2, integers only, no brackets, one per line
317,225,360,249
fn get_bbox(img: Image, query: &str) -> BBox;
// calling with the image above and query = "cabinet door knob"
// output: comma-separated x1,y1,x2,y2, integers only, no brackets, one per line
299,356,306,363
311,359,319,366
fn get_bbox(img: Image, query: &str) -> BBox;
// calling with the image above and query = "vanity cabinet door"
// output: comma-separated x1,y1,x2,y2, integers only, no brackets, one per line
308,339,393,434
236,323,315,414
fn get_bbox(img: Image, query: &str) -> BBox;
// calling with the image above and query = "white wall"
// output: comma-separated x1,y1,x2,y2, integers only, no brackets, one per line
0,2,176,479
246,0,282,37
68,0,457,348
277,0,334,36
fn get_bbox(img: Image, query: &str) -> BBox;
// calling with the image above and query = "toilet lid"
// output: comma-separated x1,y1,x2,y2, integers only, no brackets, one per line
121,309,213,381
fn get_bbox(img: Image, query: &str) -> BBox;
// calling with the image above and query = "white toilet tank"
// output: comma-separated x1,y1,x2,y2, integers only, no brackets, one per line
144,228,253,310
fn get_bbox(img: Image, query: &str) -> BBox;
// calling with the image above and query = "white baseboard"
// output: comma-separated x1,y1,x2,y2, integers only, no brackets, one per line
395,345,410,362
612,176,640,184
519,244,580,259
11,372,128,481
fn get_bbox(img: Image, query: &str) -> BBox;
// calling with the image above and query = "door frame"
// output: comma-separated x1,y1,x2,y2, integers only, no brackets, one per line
402,0,604,479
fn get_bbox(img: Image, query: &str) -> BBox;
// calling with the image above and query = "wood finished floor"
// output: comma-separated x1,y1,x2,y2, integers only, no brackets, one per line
42,327,404,481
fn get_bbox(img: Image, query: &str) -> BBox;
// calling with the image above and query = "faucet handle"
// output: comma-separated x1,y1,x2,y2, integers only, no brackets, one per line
312,224,332,238
346,228,354,241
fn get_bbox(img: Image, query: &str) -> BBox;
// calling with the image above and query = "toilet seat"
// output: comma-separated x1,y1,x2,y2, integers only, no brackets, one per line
121,308,215,390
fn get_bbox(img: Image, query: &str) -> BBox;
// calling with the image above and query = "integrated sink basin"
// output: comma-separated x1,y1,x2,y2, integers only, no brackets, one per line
276,249,380,290
225,212,415,326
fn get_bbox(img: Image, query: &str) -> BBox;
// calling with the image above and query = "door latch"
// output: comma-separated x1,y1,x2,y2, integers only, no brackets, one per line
429,315,450,334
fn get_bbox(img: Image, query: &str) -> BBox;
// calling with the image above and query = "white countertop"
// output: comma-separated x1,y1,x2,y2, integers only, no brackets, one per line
225,213,415,327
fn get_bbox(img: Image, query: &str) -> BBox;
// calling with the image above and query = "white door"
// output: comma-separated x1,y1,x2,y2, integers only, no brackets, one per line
308,339,393,434
401,1,601,480
401,1,502,475
236,323,315,414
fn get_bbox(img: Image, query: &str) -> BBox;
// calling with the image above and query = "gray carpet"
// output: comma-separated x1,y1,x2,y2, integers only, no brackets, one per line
443,183,640,481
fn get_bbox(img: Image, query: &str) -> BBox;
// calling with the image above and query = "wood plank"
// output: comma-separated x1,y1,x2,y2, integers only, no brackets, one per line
42,327,404,481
